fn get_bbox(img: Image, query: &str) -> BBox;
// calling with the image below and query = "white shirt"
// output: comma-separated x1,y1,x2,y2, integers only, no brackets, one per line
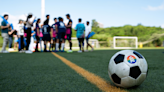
26,18,32,28
85,25,91,37
16,24,24,36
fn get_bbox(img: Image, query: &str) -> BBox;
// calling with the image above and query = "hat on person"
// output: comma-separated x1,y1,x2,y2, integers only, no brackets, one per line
19,19,23,23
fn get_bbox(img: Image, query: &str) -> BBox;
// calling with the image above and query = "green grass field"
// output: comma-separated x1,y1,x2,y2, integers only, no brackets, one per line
0,49,164,92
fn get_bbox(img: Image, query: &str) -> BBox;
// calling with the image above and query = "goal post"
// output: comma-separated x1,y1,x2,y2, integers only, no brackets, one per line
113,36,138,49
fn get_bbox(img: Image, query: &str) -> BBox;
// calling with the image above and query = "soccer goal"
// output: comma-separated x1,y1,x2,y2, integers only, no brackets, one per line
113,36,138,49
65,37,100,49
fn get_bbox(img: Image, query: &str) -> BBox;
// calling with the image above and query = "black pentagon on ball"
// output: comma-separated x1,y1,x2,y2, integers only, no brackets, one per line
133,51,143,59
114,54,125,64
111,73,121,84
129,66,141,79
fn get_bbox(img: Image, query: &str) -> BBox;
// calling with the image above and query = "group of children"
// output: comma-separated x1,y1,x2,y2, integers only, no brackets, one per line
2,13,94,53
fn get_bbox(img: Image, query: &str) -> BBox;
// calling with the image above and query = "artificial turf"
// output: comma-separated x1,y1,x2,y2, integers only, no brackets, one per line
0,49,164,92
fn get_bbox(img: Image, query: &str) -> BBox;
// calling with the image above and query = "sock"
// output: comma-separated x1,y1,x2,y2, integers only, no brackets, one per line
49,43,51,51
56,43,59,51
51,44,54,51
35,42,38,51
79,42,81,50
70,42,72,50
44,44,46,51
61,43,65,51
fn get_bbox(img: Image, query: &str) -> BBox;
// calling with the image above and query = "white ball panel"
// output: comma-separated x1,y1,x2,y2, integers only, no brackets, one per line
114,62,130,78
121,76,136,88
108,60,117,74
136,73,147,85
138,59,148,73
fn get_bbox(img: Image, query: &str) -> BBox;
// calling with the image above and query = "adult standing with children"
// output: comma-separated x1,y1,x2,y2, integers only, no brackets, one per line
1,14,10,53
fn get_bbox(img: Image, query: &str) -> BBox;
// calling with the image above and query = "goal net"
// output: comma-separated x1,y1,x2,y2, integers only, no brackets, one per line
113,36,138,49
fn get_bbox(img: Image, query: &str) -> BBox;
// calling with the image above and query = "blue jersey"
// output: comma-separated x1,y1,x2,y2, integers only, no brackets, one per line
51,23,56,31
56,21,66,33
75,23,85,38
42,25,50,35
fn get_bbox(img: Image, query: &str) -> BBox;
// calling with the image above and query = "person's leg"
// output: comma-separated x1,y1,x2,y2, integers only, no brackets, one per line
26,28,31,50
40,37,43,51
14,42,16,50
35,36,39,51
21,36,24,50
78,38,81,51
68,34,72,50
1,33,9,52
18,37,21,51
44,41,47,52
82,38,84,52
9,37,12,48
61,32,65,51
56,39,59,51
11,37,13,48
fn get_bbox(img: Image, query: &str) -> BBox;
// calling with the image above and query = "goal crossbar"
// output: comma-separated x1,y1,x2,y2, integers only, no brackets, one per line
113,36,138,49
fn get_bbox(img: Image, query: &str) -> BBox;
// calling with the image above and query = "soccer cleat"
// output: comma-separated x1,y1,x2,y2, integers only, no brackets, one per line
67,50,73,53
60,50,65,52
85,50,89,52
25,50,33,54
91,48,94,51
77,50,82,53
54,50,59,52
1,50,10,53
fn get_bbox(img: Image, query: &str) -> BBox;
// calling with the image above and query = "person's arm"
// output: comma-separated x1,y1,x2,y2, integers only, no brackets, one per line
27,17,36,25
66,21,72,28
8,30,15,35
1,24,10,29
55,25,58,33
51,28,53,38
31,32,35,36
37,28,40,37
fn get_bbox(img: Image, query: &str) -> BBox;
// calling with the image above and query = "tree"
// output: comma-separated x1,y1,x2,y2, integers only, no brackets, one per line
0,26,1,36
92,19,99,28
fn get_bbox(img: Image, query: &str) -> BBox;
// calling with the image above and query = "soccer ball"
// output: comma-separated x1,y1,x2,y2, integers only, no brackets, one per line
108,50,148,88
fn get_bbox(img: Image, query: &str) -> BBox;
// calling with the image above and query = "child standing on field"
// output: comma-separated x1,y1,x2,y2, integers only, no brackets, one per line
16,19,25,52
13,31,18,50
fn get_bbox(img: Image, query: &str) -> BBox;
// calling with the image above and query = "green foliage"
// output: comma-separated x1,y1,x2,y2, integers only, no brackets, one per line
0,26,1,36
92,19,99,28
92,25,164,47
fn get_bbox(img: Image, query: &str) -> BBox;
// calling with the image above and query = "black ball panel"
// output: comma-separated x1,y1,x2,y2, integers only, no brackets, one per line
129,66,141,79
114,54,125,64
111,73,121,84
133,51,143,59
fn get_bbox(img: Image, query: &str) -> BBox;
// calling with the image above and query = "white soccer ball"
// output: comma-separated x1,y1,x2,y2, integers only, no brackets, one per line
108,50,148,88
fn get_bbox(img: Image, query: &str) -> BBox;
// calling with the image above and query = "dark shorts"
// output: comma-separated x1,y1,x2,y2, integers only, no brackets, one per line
78,38,84,43
86,37,89,43
57,32,66,40
35,36,40,41
53,37,57,42
66,34,72,40
42,34,51,41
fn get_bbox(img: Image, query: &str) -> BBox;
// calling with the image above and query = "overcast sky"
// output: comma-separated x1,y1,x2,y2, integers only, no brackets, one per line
0,0,164,28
